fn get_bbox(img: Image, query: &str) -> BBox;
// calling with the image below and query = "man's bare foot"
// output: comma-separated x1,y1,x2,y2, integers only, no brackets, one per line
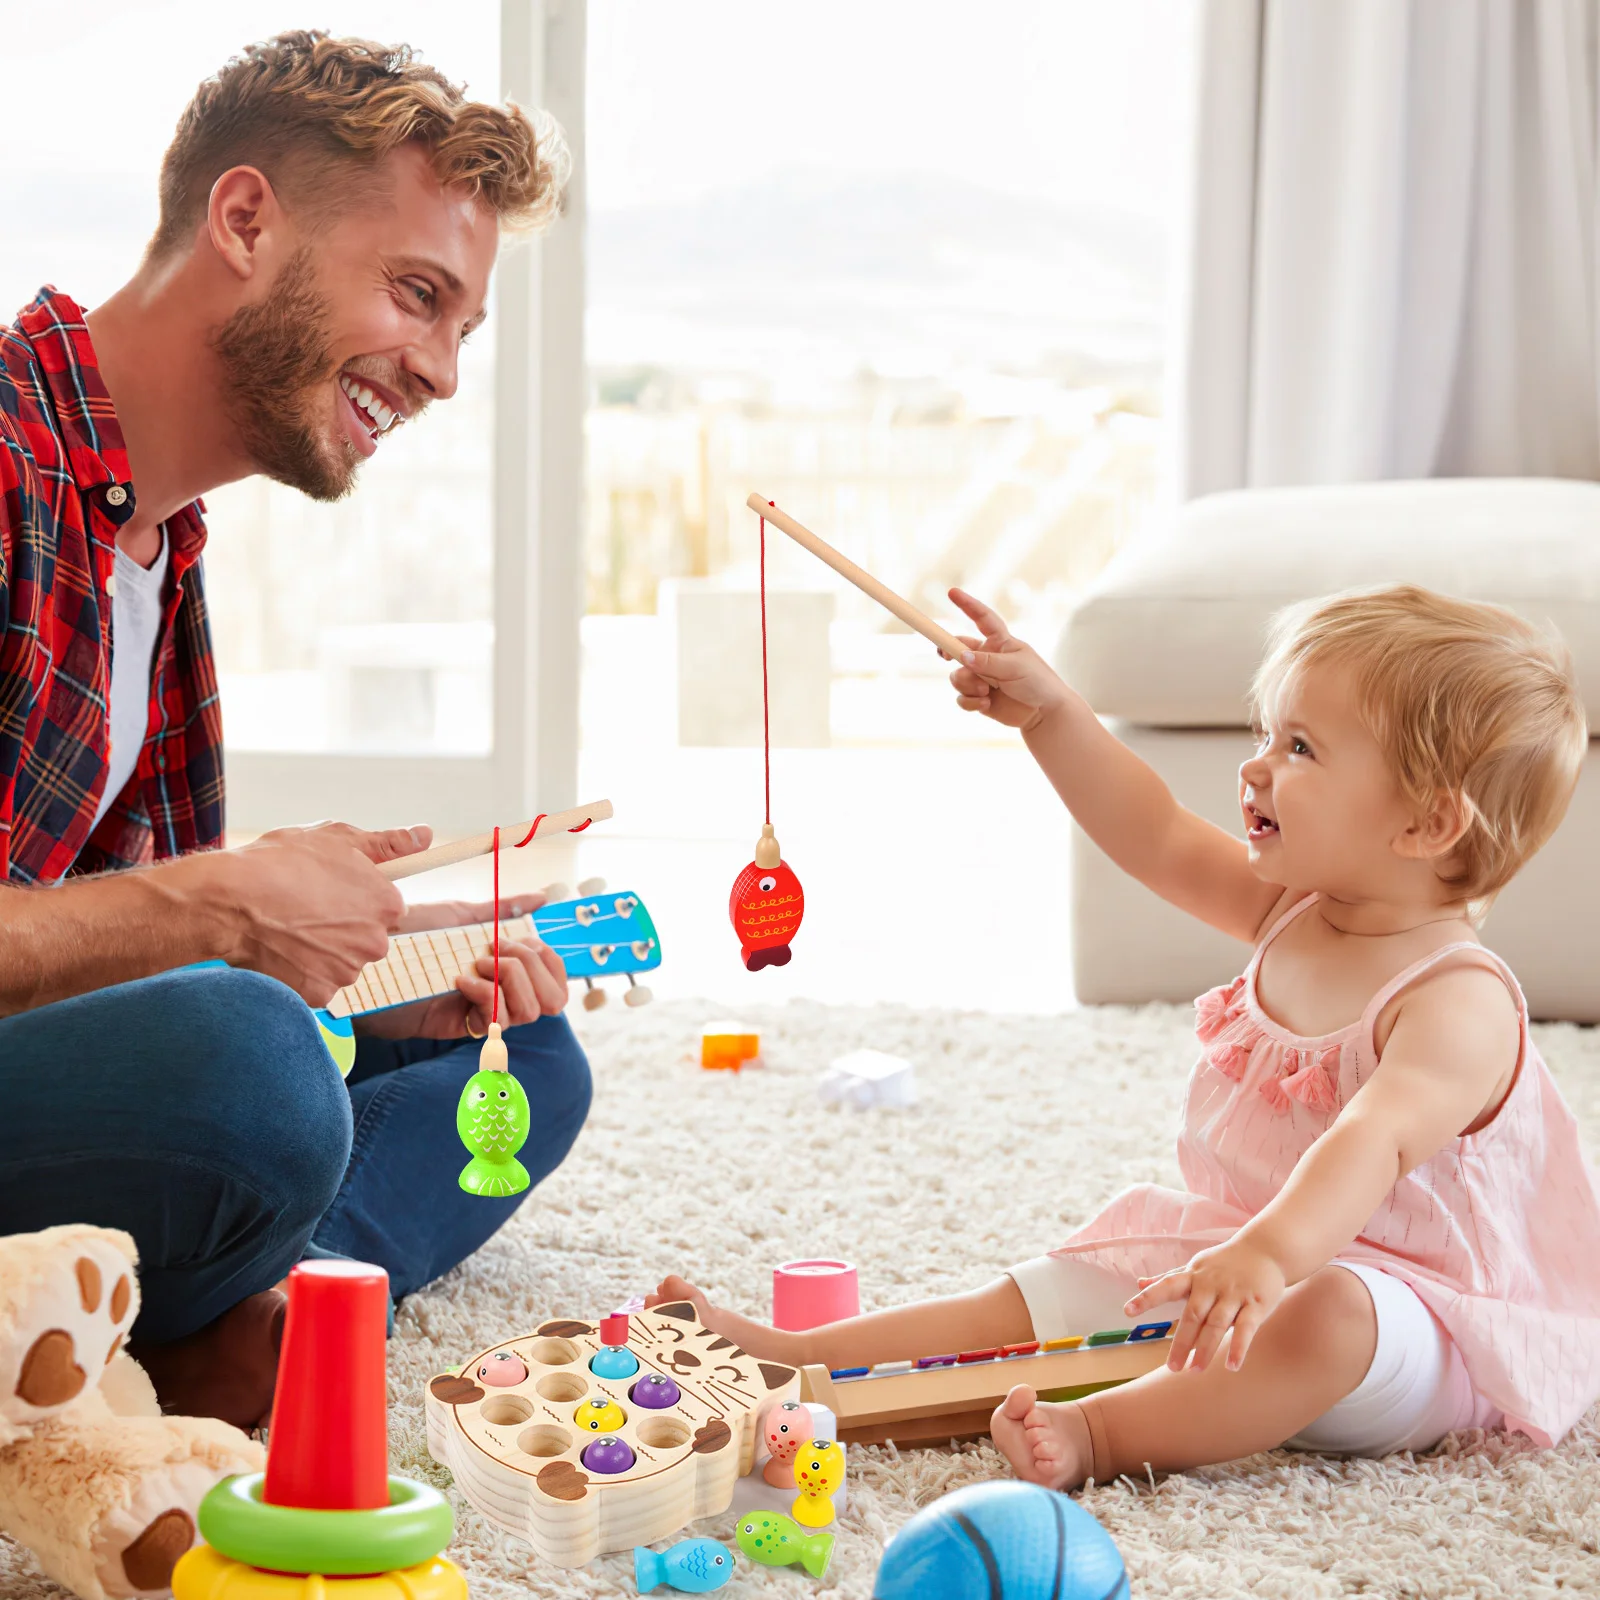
991,1384,1093,1491
127,1288,286,1433
646,1275,808,1365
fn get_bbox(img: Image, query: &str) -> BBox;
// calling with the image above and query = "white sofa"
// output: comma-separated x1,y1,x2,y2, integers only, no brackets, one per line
1058,480,1600,1022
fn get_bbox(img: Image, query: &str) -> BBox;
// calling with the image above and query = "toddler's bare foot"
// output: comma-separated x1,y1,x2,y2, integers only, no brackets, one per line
991,1384,1092,1491
647,1275,807,1365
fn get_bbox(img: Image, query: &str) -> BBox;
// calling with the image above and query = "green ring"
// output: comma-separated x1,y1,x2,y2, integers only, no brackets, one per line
198,1473,454,1576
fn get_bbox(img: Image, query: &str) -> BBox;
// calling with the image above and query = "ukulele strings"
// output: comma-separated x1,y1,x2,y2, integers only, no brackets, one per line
488,813,595,1028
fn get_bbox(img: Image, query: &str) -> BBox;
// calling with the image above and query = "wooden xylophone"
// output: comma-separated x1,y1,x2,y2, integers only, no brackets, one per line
798,1320,1175,1446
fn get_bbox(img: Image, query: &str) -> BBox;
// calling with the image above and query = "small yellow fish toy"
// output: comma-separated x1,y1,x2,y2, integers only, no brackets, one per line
790,1436,845,1528
576,1396,627,1433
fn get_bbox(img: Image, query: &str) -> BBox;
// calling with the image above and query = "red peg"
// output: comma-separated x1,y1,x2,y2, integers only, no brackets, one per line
600,1312,630,1345
264,1260,391,1512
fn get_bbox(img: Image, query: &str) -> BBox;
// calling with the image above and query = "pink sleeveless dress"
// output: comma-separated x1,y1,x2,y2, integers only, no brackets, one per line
1052,894,1600,1446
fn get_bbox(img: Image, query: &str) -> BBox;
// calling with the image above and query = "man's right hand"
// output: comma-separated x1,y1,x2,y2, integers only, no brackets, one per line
212,823,432,1007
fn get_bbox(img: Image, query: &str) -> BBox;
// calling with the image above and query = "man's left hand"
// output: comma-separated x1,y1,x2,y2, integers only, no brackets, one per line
353,895,569,1039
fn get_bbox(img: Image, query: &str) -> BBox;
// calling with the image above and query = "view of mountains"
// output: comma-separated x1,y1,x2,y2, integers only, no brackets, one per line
587,169,1171,395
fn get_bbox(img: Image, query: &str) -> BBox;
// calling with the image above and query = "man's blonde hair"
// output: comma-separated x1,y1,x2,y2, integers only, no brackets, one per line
1251,585,1587,905
152,30,569,257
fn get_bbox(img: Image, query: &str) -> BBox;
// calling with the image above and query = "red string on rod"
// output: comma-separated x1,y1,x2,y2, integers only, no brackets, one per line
761,504,773,826
491,824,501,1026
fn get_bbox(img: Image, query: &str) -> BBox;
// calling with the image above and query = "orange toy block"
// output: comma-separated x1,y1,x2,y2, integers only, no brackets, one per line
700,1022,760,1072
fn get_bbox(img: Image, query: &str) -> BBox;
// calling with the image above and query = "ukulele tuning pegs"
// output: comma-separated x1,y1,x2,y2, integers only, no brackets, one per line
582,980,607,1011
625,977,652,1008
541,882,571,904
577,876,607,895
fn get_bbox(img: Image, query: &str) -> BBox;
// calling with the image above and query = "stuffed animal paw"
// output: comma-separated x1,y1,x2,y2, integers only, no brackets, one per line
0,1225,263,1599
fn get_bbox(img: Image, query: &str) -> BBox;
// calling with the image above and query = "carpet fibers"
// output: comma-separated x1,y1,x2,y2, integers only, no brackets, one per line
4,1000,1600,1598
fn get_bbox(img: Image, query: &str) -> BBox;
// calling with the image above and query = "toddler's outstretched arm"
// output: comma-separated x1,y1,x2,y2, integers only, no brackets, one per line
947,588,1282,943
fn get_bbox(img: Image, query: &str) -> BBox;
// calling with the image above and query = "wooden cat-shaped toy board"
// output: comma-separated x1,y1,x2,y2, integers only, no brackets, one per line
425,1302,799,1569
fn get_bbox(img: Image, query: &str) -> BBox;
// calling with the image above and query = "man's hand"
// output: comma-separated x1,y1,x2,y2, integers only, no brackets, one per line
395,891,550,936
356,895,569,1040
1124,1239,1288,1373
943,588,1072,731
216,822,431,1007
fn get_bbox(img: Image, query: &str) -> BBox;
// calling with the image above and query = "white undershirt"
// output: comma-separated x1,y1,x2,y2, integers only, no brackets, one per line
89,529,170,830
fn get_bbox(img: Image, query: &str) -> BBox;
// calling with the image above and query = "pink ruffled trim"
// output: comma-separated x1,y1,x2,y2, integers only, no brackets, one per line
1194,979,1342,1113
1194,976,1246,1042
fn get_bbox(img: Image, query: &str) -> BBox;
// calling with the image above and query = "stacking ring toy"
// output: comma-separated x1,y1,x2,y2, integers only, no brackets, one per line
173,1544,466,1599
199,1473,454,1577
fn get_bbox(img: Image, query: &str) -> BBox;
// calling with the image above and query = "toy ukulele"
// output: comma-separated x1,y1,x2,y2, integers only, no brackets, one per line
732,497,976,971
312,880,663,1073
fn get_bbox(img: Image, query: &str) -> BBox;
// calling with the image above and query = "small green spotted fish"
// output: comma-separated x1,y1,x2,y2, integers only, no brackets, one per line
735,1510,834,1579
457,1025,530,1196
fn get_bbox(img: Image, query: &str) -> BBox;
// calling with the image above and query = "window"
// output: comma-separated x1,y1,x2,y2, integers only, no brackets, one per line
580,0,1193,1007
0,2,582,832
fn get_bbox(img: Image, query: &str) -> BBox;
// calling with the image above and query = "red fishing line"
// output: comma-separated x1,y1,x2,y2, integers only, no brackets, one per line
762,501,774,825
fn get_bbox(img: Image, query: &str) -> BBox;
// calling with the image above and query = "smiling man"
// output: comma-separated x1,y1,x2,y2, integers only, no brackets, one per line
0,33,590,1441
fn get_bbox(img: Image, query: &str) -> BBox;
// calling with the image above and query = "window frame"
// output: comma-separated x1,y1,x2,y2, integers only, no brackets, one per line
226,0,587,834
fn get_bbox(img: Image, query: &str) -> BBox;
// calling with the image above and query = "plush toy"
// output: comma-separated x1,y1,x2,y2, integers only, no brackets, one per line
0,1224,263,1599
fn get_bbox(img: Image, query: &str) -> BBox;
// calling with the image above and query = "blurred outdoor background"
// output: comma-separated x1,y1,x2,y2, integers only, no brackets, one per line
0,0,1192,1009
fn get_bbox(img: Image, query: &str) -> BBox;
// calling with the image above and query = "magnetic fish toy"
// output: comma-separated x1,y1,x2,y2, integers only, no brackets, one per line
729,825,805,971
577,1396,627,1433
633,1537,735,1593
791,1436,845,1528
456,1023,531,1195
762,1399,813,1487
735,1510,834,1579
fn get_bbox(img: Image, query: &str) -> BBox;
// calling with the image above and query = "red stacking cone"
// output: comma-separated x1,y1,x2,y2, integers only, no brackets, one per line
264,1260,390,1512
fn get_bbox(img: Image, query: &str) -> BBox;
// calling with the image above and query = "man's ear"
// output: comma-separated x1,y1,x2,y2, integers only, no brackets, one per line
1394,789,1473,862
206,166,283,282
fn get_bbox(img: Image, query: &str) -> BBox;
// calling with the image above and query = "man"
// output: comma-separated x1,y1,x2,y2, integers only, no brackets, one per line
0,33,591,1430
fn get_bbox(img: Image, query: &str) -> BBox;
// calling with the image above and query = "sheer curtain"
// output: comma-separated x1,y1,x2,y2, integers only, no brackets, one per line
1177,0,1600,498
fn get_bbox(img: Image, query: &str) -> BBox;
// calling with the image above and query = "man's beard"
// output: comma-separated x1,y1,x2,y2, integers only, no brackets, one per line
210,248,356,502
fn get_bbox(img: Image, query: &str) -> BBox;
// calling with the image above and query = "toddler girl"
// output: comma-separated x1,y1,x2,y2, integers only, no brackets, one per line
654,584,1600,1489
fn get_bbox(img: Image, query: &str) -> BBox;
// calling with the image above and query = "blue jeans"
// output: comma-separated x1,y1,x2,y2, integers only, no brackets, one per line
0,966,592,1343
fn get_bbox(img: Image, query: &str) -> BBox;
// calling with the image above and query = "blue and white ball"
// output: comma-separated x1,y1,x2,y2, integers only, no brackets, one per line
874,1481,1128,1600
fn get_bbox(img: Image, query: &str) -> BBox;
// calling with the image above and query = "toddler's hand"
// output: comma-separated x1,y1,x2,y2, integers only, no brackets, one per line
943,588,1070,731
1124,1240,1287,1373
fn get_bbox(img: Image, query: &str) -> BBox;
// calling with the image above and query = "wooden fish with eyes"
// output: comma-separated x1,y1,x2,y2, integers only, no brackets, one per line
729,827,805,971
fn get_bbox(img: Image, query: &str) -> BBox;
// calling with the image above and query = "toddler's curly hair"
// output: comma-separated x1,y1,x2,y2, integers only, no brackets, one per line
1252,585,1587,906
151,30,568,256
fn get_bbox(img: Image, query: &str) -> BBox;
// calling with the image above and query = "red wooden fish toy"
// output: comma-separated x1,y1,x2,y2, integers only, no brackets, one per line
729,824,805,971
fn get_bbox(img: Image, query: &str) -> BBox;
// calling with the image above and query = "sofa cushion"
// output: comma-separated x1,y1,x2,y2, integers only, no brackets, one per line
1061,479,1600,726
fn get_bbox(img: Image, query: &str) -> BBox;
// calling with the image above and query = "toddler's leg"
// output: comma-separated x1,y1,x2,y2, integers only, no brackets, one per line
993,1264,1378,1489
648,1274,1035,1369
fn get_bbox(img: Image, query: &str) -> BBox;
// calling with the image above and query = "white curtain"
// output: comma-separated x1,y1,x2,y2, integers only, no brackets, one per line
1177,0,1600,498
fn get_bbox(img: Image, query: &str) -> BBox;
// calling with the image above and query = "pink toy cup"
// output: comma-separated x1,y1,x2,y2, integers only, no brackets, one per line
772,1259,860,1331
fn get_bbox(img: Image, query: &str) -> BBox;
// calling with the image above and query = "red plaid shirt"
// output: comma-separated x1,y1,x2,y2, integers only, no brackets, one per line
0,288,224,883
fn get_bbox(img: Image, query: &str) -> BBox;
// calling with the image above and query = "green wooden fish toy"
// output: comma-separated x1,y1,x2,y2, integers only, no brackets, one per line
457,1024,531,1195
735,1510,833,1579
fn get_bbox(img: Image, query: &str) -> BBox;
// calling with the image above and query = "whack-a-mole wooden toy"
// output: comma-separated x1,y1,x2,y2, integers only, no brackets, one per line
425,1302,799,1568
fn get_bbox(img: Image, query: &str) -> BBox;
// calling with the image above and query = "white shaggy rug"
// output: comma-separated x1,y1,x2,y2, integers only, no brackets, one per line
6,1000,1600,1598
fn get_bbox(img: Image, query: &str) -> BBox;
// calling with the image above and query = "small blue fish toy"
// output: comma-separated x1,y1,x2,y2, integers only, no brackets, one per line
634,1537,735,1593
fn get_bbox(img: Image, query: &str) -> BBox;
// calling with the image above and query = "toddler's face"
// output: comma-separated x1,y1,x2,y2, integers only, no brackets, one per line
1238,665,1420,897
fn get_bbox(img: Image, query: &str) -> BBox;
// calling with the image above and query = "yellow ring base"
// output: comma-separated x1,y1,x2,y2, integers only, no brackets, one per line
172,1544,468,1599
